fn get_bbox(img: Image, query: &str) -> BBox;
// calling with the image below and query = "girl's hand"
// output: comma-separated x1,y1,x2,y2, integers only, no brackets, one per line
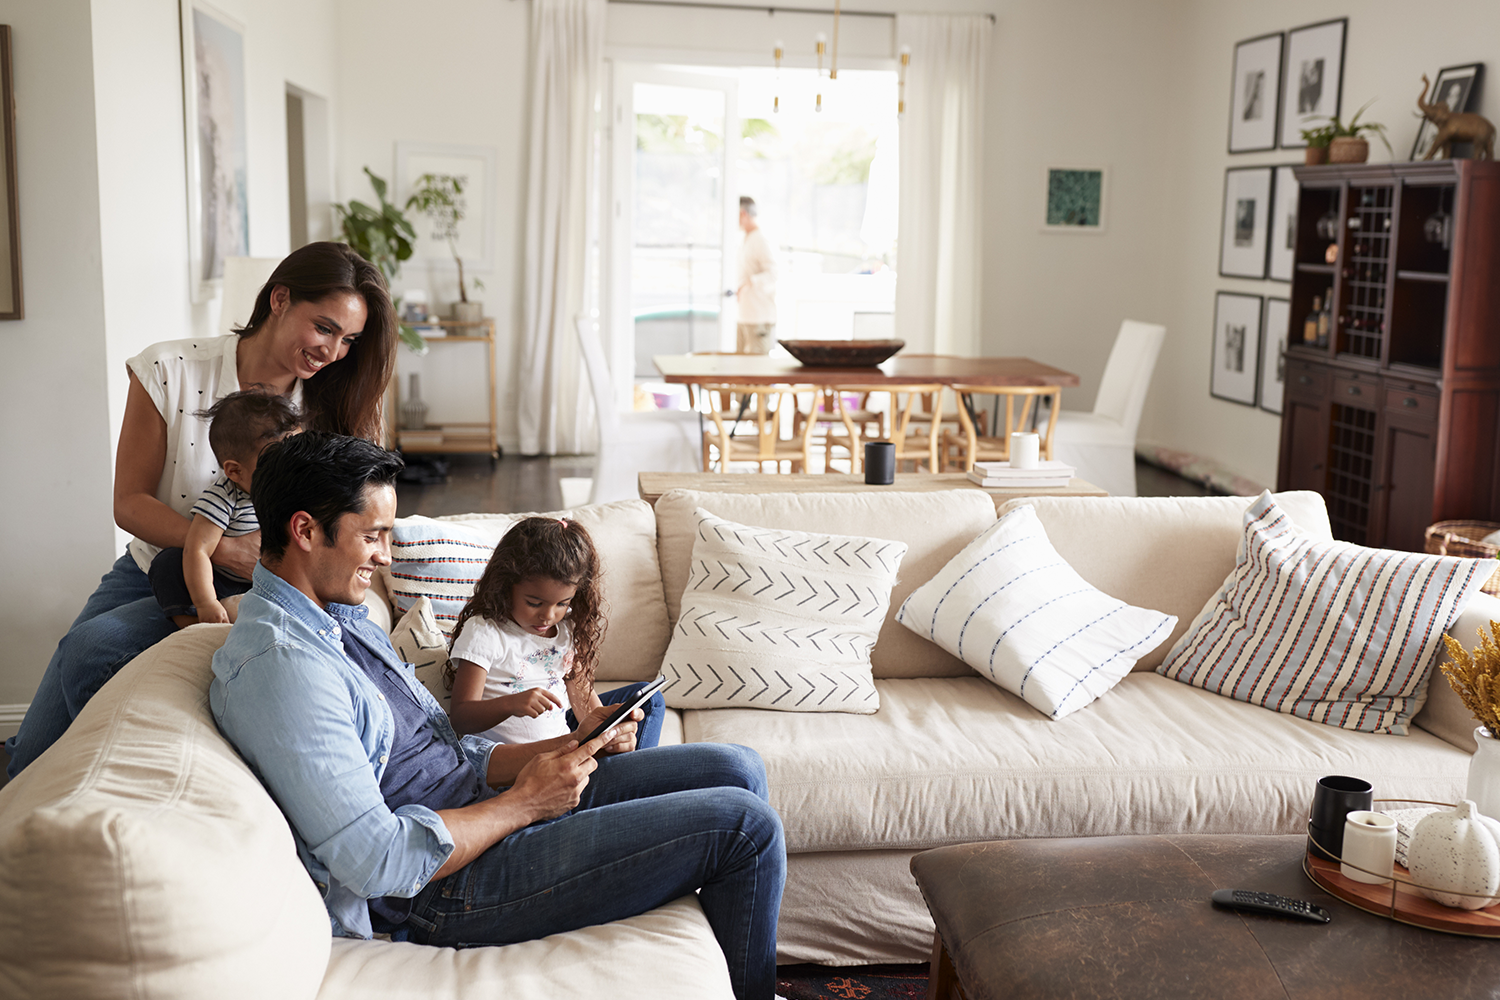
499,688,564,719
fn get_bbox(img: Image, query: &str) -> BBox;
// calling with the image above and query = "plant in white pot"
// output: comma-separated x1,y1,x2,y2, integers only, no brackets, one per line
406,172,485,327
1441,620,1500,818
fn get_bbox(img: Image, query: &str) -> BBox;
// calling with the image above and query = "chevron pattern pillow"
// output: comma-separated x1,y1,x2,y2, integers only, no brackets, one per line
896,503,1177,720
1157,491,1492,734
659,508,907,713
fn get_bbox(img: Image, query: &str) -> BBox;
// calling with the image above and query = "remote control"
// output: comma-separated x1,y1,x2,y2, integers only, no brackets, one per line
1211,888,1331,923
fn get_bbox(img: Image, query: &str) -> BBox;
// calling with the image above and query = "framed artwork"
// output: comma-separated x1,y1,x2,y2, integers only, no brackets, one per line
1212,292,1263,407
1412,63,1484,160
1279,18,1346,148
1229,32,1283,153
1260,298,1290,415
1219,166,1273,279
180,0,250,305
1267,165,1298,282
396,142,497,271
0,26,20,320
1042,167,1107,233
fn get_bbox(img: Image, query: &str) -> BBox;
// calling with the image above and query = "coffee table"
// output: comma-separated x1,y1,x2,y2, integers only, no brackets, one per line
910,835,1500,1000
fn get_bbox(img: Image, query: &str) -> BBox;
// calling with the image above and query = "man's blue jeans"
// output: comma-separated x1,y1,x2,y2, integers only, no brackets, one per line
404,742,785,1000
6,554,176,778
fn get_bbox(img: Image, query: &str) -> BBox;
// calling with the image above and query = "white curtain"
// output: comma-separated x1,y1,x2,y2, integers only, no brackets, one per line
519,0,606,455
894,15,991,357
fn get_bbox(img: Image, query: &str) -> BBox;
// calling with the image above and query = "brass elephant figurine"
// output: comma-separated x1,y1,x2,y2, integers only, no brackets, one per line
1417,74,1495,160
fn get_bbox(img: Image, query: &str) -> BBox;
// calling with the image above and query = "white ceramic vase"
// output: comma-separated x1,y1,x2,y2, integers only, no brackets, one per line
1467,727,1500,820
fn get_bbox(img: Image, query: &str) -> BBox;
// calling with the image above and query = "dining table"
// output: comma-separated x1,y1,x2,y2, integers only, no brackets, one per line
651,353,1081,389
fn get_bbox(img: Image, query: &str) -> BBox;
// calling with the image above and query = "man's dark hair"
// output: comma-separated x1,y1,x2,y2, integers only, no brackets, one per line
197,389,301,466
252,431,404,560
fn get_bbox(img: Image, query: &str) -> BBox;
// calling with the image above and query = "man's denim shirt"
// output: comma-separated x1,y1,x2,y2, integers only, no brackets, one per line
210,563,496,938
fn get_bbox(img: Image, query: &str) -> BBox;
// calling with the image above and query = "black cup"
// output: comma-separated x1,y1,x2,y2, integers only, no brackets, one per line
1307,774,1373,861
864,442,895,485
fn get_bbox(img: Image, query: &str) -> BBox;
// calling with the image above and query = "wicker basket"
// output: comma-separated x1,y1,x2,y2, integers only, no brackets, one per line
1425,520,1500,596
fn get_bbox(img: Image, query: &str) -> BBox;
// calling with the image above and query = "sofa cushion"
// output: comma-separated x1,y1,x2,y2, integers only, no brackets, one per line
1415,593,1500,751
896,504,1176,719
659,508,904,713
683,674,1468,855
390,596,450,709
656,490,996,679
381,500,670,682
1000,491,1333,671
1157,491,1493,735
0,626,331,1000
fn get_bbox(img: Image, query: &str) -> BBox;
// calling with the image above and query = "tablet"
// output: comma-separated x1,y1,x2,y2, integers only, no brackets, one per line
580,677,667,745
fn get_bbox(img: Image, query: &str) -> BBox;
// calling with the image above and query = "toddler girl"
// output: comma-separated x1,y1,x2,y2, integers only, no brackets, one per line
445,516,663,749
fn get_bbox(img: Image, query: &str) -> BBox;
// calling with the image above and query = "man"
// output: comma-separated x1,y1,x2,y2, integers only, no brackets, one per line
210,432,785,1000
736,195,777,354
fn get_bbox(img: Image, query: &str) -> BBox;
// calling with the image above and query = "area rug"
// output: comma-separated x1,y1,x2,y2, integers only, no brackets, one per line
776,963,929,1000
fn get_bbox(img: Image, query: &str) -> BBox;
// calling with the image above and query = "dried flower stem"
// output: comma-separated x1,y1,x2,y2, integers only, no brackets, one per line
1442,619,1500,736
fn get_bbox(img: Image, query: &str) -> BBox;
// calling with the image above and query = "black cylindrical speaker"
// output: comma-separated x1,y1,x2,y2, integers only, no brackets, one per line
864,441,895,485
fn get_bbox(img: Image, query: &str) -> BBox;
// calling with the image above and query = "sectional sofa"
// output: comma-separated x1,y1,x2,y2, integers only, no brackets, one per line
1,488,1492,997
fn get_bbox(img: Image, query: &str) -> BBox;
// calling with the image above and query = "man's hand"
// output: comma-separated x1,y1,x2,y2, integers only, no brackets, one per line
573,704,641,756
211,530,261,580
498,688,564,720
508,736,611,821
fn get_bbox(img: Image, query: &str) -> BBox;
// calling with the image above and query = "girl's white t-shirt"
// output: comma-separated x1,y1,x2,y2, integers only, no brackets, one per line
449,615,575,744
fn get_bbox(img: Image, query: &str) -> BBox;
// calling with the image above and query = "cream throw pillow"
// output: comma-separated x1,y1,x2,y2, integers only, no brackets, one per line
659,508,907,713
896,503,1177,719
390,596,451,709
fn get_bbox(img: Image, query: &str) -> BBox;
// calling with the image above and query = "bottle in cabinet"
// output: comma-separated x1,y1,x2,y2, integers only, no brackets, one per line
1304,296,1321,344
1317,297,1330,347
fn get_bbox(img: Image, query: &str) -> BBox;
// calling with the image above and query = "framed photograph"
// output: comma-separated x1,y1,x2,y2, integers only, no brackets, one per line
1260,298,1290,415
396,142,497,271
1412,63,1484,160
1212,292,1263,407
1042,167,1107,233
180,0,250,304
1279,18,1346,148
1229,32,1283,153
1219,166,1273,279
0,26,20,320
1267,165,1298,282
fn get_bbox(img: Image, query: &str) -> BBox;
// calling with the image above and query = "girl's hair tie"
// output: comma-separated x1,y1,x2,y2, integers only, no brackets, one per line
558,517,569,528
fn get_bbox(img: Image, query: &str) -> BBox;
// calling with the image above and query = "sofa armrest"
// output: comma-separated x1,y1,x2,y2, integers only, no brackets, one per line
1414,591,1500,752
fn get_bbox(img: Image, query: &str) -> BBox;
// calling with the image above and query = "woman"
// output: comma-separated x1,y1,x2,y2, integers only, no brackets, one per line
5,242,395,777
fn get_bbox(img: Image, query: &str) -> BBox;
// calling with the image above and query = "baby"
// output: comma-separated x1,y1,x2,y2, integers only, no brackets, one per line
148,389,300,628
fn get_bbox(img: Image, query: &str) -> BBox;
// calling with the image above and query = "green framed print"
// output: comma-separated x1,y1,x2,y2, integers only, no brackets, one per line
1043,167,1106,233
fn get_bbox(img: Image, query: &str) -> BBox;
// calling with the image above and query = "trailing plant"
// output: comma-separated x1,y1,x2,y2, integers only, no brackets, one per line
1441,619,1500,736
406,173,484,304
334,167,424,351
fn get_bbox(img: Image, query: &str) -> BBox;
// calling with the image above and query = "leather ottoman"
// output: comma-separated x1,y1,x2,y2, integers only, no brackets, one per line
910,834,1500,1000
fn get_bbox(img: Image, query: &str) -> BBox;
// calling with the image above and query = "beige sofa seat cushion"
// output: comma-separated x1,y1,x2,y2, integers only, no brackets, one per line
318,896,732,999
657,490,996,678
1003,492,1333,671
0,626,331,1000
686,674,1468,854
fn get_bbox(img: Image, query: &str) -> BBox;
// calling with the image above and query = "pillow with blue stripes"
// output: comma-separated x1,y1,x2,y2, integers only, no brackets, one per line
896,503,1176,720
1157,490,1492,734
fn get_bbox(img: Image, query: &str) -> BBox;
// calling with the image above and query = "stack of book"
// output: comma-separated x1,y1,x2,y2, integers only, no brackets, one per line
966,459,1075,489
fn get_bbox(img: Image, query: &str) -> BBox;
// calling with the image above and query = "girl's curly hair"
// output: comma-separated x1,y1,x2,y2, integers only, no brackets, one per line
444,517,605,692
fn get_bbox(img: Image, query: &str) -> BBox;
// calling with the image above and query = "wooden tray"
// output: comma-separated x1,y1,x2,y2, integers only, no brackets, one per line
1304,849,1500,937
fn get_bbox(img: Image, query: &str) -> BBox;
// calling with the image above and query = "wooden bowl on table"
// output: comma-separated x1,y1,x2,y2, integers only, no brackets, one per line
779,339,905,367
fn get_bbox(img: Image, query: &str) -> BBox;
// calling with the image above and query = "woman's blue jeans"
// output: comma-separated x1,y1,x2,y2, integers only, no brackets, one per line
6,553,176,778
405,742,785,1000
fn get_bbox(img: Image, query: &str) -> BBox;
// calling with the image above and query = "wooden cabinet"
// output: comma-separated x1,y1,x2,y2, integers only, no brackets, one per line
1276,161,1500,549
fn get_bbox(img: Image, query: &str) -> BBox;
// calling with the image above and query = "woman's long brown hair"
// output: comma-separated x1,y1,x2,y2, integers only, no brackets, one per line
235,242,395,442
445,518,606,692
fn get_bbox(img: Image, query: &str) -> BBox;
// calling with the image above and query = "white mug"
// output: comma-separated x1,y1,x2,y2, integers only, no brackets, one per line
1009,432,1040,470
1341,810,1397,885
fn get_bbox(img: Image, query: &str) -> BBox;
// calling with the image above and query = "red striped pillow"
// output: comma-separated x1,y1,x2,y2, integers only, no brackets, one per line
1157,491,1492,734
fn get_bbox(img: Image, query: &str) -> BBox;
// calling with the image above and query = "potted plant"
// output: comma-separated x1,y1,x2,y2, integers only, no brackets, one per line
1300,123,1336,165
1441,619,1500,819
334,167,425,352
1308,99,1393,165
406,173,485,328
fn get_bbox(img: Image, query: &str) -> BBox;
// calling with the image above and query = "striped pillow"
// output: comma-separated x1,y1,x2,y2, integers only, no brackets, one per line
1157,491,1492,734
896,504,1177,720
385,518,499,634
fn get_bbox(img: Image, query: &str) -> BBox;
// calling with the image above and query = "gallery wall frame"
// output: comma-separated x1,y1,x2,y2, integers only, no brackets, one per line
1267,165,1299,282
1412,63,1484,160
180,0,251,305
1211,292,1263,407
1229,32,1283,153
1260,297,1289,415
395,142,497,272
1041,166,1107,233
1219,166,1274,280
1279,18,1346,148
0,25,21,320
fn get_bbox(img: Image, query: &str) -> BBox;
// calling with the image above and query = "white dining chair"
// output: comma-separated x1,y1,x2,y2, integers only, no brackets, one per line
576,316,702,504
1050,320,1166,497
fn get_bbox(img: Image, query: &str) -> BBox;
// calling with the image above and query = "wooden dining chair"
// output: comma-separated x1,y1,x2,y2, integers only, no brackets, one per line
792,386,863,473
945,384,1061,472
699,383,811,473
838,383,947,472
